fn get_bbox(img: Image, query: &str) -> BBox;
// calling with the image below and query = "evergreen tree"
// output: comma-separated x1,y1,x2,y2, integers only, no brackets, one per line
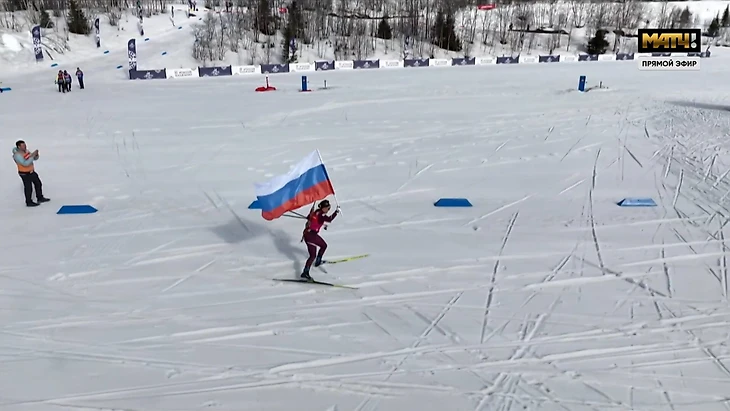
433,10,445,44
7,0,26,11
281,1,304,63
722,5,729,27
282,25,295,63
432,9,461,52
255,0,274,36
709,15,721,37
376,15,392,40
445,13,462,51
586,30,609,54
288,1,304,40
40,9,54,29
679,7,691,27
67,0,90,35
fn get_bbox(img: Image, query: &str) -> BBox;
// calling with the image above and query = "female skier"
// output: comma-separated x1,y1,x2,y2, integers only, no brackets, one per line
301,199,339,280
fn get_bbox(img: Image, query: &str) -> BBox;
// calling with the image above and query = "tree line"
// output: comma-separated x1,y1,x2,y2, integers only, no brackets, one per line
0,0,727,65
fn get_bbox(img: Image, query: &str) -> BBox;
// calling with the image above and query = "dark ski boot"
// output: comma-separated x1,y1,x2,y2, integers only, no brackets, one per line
314,256,324,267
300,268,313,281
38,197,50,203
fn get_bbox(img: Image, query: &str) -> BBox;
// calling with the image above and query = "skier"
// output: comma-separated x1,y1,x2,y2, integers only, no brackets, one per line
300,199,339,280
75,67,84,89
13,140,49,207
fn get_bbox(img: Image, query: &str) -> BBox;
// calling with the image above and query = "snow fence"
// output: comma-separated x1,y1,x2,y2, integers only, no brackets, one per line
127,51,711,80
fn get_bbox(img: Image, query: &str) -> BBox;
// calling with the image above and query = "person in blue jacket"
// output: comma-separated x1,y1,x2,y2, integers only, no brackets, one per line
75,67,84,89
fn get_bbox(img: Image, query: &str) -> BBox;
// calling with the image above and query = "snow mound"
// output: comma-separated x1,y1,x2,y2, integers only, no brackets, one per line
1,33,23,52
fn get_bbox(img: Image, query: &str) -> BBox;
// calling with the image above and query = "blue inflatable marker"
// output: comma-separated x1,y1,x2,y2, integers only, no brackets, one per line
103,50,109,54
301,75,309,92
161,51,167,55
50,63,58,67
578,75,586,92
144,37,150,41
116,65,123,69
617,198,657,207
57,205,98,214
248,200,262,209
434,198,473,207
178,26,183,29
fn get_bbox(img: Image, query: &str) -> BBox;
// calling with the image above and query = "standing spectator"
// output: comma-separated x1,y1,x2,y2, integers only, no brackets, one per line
12,140,49,207
76,67,84,89
63,70,72,92
56,70,65,93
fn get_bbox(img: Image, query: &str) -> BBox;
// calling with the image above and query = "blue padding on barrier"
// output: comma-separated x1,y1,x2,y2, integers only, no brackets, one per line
161,51,167,55
617,198,656,207
0,87,11,92
57,205,98,214
434,198,472,207
116,65,123,69
103,50,109,54
248,200,261,209
50,63,58,67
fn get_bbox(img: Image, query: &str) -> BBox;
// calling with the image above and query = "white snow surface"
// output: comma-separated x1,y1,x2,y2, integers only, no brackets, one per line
1,33,22,52
3,49,730,411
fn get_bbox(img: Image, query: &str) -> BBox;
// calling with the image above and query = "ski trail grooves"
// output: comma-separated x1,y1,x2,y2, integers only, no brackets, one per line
474,311,550,411
353,291,465,411
480,212,519,343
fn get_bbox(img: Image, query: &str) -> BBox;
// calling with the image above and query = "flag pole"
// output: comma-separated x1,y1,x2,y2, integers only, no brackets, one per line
316,149,341,214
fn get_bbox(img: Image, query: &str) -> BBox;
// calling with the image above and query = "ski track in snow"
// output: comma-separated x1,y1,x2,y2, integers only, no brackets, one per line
4,51,730,411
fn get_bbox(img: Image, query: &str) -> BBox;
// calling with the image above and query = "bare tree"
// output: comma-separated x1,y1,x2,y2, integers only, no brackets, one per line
459,6,477,57
3,0,706,68
192,12,224,65
655,0,673,29
494,3,511,45
612,0,643,52
546,31,560,54
586,2,610,37
569,0,587,28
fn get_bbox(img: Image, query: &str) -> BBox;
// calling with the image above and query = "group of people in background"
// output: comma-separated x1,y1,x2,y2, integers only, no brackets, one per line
56,68,84,93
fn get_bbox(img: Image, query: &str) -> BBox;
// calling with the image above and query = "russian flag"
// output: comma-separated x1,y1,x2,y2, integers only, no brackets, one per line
254,150,335,221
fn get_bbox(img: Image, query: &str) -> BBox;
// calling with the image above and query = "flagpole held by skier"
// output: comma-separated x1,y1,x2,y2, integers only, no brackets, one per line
252,150,344,280
315,149,342,215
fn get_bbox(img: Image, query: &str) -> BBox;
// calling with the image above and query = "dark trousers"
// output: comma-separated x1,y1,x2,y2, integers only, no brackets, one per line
303,231,327,269
78,77,84,89
58,82,64,93
19,171,43,204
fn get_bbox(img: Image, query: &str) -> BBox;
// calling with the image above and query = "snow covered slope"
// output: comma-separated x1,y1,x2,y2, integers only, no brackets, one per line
2,40,730,410
2,0,730,79
0,2,201,77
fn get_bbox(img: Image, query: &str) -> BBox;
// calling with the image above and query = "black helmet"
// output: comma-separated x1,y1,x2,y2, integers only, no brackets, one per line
318,200,330,208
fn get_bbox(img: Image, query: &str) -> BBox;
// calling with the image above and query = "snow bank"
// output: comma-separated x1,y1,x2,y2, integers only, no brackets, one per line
1,33,22,52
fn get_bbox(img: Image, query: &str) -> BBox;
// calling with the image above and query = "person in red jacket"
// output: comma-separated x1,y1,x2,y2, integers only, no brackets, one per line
301,199,339,280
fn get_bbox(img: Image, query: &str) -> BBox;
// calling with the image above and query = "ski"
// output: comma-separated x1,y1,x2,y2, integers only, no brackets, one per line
273,278,358,289
321,254,370,265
